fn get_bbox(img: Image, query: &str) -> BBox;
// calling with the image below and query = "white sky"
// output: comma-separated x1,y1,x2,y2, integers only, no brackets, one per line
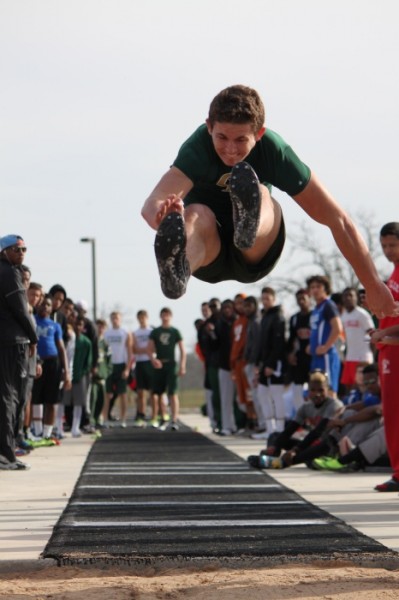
1,0,398,349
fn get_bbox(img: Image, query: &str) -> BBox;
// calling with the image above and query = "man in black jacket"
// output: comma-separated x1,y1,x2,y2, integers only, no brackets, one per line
0,235,38,470
256,287,287,437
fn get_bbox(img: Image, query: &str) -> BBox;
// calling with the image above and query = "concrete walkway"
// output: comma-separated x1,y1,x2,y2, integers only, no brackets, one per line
0,410,398,565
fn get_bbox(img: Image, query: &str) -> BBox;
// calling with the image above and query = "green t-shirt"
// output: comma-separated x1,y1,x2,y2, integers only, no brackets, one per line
72,334,92,383
150,326,182,362
173,124,311,236
96,337,112,380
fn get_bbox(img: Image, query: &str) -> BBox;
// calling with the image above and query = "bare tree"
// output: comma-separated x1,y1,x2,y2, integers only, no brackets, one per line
254,210,389,303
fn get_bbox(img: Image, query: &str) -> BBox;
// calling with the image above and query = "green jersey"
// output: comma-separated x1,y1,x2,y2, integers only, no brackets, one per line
72,334,92,383
150,326,183,362
173,124,311,238
96,337,112,380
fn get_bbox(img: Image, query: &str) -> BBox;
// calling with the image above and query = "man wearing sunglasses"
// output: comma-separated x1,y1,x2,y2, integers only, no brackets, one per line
0,234,38,470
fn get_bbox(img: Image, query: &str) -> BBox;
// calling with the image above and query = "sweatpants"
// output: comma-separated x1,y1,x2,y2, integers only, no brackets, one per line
0,343,28,464
379,345,399,480
218,368,236,432
359,426,387,465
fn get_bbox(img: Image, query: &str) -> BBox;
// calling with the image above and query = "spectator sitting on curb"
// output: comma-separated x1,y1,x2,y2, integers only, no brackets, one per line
247,370,343,469
249,364,382,471
312,423,389,473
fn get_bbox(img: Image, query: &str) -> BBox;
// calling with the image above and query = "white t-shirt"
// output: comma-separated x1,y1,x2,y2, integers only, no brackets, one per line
65,329,76,378
133,326,153,362
104,327,129,365
341,306,374,362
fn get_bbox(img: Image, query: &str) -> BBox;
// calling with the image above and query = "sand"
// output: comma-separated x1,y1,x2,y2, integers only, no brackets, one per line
1,563,399,599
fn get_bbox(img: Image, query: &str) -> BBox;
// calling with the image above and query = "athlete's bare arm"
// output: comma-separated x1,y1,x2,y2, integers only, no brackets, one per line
142,165,221,271
371,325,399,345
293,173,399,319
315,315,343,356
178,339,187,376
141,167,193,230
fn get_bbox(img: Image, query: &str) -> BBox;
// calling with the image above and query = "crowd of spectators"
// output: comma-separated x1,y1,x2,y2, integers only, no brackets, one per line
194,221,399,493
0,233,186,471
1,221,398,497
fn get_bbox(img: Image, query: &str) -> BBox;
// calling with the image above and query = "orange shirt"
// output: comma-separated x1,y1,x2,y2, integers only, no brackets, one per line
230,314,248,367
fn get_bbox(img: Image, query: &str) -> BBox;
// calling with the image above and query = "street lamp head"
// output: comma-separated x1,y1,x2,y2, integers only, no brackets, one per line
80,237,94,243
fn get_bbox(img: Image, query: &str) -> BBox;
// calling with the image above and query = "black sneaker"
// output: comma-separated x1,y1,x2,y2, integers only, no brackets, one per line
230,161,261,249
154,212,191,299
14,460,31,470
247,455,261,468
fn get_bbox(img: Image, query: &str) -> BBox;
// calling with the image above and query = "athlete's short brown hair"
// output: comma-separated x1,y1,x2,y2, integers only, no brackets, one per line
306,274,332,295
380,222,399,239
208,85,265,132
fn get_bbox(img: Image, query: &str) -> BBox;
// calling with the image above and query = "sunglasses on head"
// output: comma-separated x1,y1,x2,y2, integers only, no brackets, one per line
10,246,27,254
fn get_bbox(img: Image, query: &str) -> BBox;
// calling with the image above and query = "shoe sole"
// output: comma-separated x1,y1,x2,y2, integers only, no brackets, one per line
311,460,328,471
230,162,261,249
154,212,190,299
15,461,31,470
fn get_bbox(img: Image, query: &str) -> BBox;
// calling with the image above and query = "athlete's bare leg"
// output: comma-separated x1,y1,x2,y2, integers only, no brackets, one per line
240,186,282,264
152,166,282,298
158,189,280,273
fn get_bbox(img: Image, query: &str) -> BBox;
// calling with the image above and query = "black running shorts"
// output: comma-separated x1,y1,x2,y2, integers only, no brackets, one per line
193,215,285,284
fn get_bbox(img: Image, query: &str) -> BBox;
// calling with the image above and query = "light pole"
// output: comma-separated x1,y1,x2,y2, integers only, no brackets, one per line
80,237,97,321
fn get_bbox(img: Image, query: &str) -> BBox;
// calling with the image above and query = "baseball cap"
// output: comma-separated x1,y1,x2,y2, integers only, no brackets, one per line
0,234,25,251
76,299,89,312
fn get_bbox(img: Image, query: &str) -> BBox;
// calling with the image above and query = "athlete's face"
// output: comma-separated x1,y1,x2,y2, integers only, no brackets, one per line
206,121,265,167
243,302,256,317
51,291,65,311
138,314,148,328
201,303,211,319
75,319,85,335
234,297,245,315
261,292,275,311
27,287,42,308
343,289,357,311
160,311,172,326
61,301,74,318
221,303,235,319
296,293,310,312
308,381,328,406
110,313,121,328
3,244,26,267
38,298,52,318
308,282,328,305
380,234,399,265
96,322,106,336
363,372,380,395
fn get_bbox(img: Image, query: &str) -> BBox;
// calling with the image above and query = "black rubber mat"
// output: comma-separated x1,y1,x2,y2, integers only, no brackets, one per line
43,425,397,566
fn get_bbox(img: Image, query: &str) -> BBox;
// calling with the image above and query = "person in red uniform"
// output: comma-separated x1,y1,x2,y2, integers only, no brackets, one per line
370,222,399,491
